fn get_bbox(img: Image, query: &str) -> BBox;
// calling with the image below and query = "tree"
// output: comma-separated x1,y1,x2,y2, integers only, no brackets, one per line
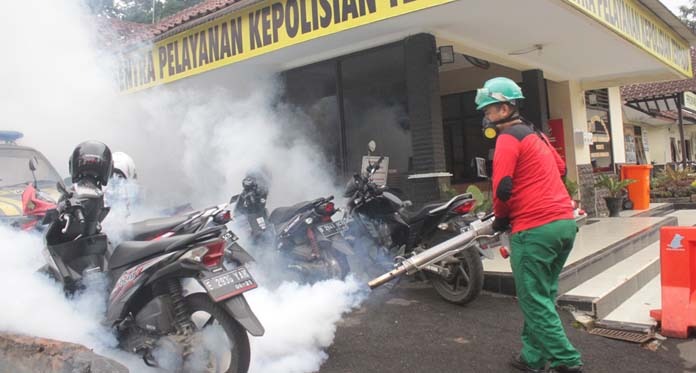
86,0,205,24
679,1,696,33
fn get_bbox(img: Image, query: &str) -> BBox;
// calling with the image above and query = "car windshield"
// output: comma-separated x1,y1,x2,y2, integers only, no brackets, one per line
0,148,62,188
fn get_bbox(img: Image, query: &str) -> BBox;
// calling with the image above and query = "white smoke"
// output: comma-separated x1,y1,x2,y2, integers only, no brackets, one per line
0,1,371,372
247,278,366,373
0,225,156,372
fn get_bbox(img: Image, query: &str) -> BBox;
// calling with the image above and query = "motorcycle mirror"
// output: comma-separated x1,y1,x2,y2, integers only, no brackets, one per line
28,157,39,188
368,140,376,153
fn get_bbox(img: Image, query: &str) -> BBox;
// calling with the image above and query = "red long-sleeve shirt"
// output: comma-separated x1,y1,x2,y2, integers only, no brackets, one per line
492,123,573,233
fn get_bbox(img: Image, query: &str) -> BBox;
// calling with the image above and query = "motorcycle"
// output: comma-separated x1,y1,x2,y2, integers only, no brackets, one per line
124,203,256,266
368,215,498,290
40,180,264,373
229,175,273,245
267,195,353,282
341,141,486,305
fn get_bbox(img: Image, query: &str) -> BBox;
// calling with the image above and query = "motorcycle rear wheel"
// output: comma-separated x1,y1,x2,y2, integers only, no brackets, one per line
428,246,483,305
181,293,251,373
321,247,350,280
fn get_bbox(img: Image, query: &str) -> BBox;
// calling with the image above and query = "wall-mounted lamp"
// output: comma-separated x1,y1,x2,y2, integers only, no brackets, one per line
508,44,543,56
438,46,455,65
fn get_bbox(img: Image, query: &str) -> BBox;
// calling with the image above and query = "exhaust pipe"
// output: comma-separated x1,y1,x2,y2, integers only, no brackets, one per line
368,219,494,289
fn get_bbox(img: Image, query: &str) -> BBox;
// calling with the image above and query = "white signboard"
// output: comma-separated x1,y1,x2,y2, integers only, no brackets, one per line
684,92,696,113
361,156,389,186
475,157,488,178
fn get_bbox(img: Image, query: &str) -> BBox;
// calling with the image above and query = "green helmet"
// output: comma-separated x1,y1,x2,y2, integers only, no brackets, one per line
475,77,525,110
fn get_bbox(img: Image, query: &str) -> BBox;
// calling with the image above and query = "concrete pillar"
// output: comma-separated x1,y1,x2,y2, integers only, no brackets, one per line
547,80,591,181
404,33,448,204
608,87,626,165
521,69,549,133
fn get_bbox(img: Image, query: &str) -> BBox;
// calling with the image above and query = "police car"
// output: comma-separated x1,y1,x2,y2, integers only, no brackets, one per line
0,131,63,229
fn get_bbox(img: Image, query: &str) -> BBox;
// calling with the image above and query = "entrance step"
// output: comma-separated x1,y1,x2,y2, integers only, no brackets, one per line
557,241,659,319
619,203,674,218
556,215,675,295
483,216,677,296
595,275,661,333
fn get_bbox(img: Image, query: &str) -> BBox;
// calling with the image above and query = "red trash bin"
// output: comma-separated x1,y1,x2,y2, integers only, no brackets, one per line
621,164,653,210
650,227,696,338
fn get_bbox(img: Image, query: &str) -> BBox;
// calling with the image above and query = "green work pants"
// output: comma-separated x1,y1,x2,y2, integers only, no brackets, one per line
510,219,582,369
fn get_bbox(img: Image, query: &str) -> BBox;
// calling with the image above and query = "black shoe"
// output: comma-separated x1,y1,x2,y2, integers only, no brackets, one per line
548,365,583,372
509,354,544,372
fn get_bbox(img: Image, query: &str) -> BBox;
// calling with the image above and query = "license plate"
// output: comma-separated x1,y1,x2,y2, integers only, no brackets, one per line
221,230,239,242
200,267,257,302
317,220,348,238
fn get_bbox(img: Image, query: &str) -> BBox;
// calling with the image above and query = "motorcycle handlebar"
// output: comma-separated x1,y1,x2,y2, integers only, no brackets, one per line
75,208,85,224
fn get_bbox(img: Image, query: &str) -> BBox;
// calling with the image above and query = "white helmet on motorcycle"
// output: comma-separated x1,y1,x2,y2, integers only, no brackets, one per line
112,152,137,180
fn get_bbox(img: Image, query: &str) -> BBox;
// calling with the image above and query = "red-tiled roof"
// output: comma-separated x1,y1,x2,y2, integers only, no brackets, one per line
621,48,696,101
151,0,240,37
98,0,241,47
97,18,157,47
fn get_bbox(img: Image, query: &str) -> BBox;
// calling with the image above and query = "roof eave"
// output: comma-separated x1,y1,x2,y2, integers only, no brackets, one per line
640,0,696,45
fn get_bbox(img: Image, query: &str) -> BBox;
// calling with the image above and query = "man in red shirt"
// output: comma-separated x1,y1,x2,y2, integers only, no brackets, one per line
475,77,582,373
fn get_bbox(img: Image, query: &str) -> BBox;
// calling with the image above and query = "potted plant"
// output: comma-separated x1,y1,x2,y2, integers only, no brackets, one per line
594,174,636,217
563,177,580,207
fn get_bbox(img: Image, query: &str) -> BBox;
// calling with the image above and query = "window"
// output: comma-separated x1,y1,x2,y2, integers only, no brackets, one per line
341,44,411,177
441,91,495,183
283,61,343,175
283,42,411,182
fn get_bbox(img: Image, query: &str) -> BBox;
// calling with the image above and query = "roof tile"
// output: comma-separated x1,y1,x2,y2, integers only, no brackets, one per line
621,48,696,101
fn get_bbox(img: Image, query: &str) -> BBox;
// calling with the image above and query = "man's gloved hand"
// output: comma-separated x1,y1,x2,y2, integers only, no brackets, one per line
492,216,511,232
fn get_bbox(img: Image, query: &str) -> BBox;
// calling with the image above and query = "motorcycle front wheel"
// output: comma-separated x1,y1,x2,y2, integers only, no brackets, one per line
159,293,251,373
427,246,483,305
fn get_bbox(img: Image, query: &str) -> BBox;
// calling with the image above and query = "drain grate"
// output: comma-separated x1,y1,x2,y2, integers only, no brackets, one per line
589,327,653,343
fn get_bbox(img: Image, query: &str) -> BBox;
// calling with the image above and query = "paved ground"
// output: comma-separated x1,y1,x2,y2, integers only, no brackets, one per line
319,281,695,373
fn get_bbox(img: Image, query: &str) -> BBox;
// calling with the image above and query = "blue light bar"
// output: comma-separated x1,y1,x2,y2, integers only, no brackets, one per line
0,131,24,144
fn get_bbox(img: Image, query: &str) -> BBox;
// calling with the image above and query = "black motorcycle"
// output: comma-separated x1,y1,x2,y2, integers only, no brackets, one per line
342,149,485,305
40,181,264,373
230,175,273,244
267,195,352,281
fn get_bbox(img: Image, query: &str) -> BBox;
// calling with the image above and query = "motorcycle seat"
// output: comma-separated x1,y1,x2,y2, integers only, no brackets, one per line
398,194,473,224
269,201,314,225
398,202,444,224
128,215,191,240
108,233,195,270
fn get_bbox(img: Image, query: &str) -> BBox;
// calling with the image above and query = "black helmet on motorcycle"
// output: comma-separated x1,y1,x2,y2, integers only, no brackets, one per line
69,140,113,186
242,176,257,190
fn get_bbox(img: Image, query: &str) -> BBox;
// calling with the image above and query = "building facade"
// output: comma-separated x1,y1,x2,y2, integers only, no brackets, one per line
117,0,696,209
